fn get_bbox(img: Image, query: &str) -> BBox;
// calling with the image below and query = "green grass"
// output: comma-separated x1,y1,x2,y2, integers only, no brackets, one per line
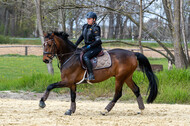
0,35,19,44
15,39,41,45
0,55,189,104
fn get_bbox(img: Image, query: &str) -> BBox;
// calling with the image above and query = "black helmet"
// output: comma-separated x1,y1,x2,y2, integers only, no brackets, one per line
86,12,97,20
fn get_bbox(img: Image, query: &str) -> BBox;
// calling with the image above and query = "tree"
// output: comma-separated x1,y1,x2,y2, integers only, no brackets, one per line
173,0,188,68
138,0,143,54
180,0,189,63
34,0,54,74
108,0,115,39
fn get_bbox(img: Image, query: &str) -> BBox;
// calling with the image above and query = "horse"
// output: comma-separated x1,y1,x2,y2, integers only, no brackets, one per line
40,31,158,115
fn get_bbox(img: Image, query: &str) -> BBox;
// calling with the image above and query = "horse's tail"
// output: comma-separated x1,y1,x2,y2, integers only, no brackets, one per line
135,52,158,103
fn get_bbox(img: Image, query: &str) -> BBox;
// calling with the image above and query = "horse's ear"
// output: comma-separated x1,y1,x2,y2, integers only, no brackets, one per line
51,32,55,36
63,32,69,38
43,31,47,37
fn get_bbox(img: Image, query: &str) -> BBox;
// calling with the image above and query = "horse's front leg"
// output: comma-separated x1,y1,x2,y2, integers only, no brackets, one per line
39,81,68,108
65,84,76,115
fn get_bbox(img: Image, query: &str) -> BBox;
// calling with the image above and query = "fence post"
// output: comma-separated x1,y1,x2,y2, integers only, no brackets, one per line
25,46,28,56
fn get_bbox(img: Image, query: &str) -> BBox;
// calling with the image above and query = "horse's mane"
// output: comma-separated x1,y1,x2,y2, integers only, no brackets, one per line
46,31,76,49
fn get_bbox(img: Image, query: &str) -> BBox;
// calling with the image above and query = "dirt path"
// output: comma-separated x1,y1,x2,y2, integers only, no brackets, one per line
0,91,190,126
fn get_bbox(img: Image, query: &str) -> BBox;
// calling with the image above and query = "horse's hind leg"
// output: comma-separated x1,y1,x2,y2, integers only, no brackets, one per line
125,76,145,110
39,81,69,108
101,79,124,115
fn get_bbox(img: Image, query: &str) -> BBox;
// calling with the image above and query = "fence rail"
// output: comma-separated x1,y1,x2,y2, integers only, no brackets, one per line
0,45,42,56
0,45,179,58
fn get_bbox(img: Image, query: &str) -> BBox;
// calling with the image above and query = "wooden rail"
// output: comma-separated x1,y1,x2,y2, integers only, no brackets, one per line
0,45,42,56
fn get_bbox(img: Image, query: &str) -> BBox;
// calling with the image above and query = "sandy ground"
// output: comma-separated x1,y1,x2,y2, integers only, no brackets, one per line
0,91,190,126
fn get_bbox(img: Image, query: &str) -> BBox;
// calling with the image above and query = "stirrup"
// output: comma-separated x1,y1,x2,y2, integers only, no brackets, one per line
87,73,95,81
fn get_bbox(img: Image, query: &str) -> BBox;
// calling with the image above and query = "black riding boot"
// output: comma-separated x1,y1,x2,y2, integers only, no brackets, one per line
84,58,95,80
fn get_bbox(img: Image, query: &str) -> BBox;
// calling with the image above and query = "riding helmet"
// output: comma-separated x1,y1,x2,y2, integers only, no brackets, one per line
86,12,97,20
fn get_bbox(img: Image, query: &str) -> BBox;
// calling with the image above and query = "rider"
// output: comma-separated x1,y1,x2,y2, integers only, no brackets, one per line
75,12,102,81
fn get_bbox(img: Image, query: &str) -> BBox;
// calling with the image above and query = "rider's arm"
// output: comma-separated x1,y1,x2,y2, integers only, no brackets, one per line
75,34,83,47
75,24,86,46
90,25,102,48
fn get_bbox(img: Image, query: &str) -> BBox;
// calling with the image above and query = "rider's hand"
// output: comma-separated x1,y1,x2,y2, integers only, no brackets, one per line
83,45,91,52
74,43,78,48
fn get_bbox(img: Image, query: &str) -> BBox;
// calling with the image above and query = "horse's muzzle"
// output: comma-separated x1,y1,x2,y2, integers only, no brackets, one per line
43,59,50,64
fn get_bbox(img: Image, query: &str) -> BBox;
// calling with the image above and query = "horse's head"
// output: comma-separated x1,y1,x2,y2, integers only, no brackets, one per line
43,31,77,64
43,32,57,64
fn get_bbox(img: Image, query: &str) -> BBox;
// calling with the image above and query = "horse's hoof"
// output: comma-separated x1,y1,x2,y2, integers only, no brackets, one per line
137,110,143,115
39,100,46,108
65,109,72,116
100,109,108,116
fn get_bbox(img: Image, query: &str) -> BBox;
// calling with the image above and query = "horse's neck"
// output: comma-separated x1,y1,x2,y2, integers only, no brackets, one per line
57,40,76,65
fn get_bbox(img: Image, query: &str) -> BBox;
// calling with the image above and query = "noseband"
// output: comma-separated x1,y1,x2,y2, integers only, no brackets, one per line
43,38,57,60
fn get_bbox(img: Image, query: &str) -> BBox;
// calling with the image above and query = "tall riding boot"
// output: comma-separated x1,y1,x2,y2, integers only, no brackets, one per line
84,59,95,80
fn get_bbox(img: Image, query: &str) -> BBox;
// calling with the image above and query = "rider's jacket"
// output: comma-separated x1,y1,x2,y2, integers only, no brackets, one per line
75,23,102,49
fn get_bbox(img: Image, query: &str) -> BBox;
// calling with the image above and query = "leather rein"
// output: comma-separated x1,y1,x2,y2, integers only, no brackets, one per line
43,38,79,69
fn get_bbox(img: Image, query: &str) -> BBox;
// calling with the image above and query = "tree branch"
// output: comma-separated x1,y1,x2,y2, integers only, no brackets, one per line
103,40,174,63
52,3,175,62
143,0,156,11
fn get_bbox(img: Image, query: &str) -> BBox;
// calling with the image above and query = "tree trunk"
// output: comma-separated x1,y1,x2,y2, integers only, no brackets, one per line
180,0,189,64
122,17,128,39
58,0,66,32
119,17,125,39
75,17,78,39
173,0,187,69
62,0,66,32
10,13,15,37
162,0,173,35
4,9,10,36
108,0,115,39
34,0,54,74
138,0,143,54
188,15,190,41
115,14,121,39
69,19,73,39
102,19,105,38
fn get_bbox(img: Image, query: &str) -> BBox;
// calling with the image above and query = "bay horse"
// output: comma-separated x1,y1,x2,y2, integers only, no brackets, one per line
40,31,158,115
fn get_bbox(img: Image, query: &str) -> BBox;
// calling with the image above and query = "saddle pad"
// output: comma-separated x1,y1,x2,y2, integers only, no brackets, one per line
94,50,111,70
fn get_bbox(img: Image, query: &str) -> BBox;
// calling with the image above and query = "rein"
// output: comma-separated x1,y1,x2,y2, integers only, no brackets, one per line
43,38,81,70
57,51,80,70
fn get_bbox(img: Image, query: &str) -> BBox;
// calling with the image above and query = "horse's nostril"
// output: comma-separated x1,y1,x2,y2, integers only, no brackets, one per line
43,59,49,63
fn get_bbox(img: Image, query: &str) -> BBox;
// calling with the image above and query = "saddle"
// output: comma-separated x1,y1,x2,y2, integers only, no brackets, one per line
80,49,112,70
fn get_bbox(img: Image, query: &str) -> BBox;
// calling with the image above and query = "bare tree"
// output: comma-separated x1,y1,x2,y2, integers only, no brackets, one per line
34,0,54,74
173,0,187,68
138,0,143,54
4,8,9,36
108,0,115,39
180,0,189,64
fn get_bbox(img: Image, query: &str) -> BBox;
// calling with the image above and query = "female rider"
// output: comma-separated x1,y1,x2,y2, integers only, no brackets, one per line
75,12,102,81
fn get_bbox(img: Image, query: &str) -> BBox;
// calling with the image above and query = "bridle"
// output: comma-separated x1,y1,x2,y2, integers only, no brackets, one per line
43,38,57,60
43,37,80,69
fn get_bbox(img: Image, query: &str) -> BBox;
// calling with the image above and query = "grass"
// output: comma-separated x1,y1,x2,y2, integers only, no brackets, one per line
0,55,190,104
16,39,41,45
0,35,19,44
0,36,174,48
2,36,190,50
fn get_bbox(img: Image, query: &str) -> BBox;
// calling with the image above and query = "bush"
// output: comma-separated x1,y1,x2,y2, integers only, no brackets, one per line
0,35,18,44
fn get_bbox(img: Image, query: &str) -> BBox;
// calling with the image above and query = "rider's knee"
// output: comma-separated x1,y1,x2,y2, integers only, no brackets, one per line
83,55,89,61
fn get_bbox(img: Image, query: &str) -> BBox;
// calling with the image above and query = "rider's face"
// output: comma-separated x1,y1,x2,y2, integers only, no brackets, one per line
87,18,95,25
